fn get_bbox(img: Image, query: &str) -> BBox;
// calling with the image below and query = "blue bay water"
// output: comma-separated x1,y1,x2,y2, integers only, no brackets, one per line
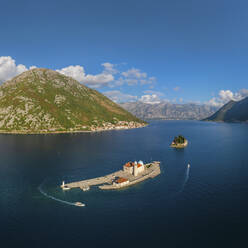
0,120,248,247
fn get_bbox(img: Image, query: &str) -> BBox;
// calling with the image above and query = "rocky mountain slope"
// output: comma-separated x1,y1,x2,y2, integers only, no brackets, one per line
204,97,248,122
120,102,218,120
0,68,145,133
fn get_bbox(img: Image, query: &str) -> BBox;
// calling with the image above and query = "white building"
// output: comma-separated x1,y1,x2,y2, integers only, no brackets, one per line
123,160,145,176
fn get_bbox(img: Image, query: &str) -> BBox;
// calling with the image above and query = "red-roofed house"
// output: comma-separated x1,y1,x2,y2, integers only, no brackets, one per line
113,177,129,187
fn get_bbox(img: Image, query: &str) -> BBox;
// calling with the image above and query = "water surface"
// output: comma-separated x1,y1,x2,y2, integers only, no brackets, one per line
1,120,248,247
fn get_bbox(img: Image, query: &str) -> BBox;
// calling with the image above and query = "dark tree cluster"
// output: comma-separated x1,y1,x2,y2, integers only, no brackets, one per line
173,135,186,144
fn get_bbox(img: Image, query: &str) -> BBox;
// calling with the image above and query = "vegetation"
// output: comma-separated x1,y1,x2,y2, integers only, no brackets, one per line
204,97,248,122
0,68,146,134
173,135,186,144
171,135,188,148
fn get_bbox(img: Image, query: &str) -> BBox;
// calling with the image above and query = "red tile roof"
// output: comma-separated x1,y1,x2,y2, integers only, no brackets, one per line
116,177,128,183
124,162,133,167
124,162,144,168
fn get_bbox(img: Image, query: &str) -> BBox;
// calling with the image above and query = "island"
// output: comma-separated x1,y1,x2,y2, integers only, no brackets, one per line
170,135,188,148
61,161,161,190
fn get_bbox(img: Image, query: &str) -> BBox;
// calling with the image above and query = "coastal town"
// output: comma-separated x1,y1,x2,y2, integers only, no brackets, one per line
0,120,147,134
89,120,146,132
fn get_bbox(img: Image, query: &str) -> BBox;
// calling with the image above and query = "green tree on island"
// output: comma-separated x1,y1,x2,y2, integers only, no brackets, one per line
173,135,186,144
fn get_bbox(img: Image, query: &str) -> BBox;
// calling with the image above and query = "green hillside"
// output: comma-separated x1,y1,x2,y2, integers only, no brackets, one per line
204,97,248,122
0,68,145,133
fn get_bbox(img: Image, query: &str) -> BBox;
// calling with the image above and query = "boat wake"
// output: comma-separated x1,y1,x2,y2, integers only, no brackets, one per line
180,164,190,193
38,180,85,207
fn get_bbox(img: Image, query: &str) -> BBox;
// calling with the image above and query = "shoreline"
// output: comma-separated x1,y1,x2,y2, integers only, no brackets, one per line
0,124,148,135
170,139,188,148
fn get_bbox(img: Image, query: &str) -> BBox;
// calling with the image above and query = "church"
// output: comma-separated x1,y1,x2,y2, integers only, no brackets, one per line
123,160,145,176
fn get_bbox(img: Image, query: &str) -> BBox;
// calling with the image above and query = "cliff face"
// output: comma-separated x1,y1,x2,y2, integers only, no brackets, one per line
0,68,145,133
204,97,248,122
120,102,218,120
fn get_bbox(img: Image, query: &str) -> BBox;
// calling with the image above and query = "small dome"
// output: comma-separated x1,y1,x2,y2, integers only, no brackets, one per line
138,160,144,165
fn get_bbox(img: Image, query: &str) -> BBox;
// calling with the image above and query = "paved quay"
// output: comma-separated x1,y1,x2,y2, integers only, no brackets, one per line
63,161,161,190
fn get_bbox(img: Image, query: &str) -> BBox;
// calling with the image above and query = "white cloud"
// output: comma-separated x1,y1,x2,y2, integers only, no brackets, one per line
117,68,156,87
56,64,114,88
109,77,138,87
140,77,156,85
206,89,248,107
102,62,118,74
112,77,125,87
125,79,138,86
235,88,248,99
0,56,156,90
82,73,114,88
56,63,156,88
56,65,86,82
122,68,147,79
219,90,234,102
139,94,161,104
143,90,164,97
103,90,137,103
0,56,35,83
29,66,37,70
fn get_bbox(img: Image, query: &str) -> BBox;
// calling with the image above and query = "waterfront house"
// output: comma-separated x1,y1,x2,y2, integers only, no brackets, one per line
113,177,129,187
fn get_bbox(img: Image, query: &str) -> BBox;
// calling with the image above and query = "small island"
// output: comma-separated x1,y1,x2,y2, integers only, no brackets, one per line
170,135,188,148
61,161,161,190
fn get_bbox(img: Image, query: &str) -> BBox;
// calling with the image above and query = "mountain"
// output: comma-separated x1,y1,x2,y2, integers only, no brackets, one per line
0,68,145,134
120,102,218,120
204,97,248,122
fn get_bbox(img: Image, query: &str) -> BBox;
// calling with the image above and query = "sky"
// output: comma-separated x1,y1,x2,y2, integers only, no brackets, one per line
0,0,248,106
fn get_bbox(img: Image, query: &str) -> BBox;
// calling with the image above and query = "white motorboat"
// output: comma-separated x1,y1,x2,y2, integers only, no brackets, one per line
74,202,85,207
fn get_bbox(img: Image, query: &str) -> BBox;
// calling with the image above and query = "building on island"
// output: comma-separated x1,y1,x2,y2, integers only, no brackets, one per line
123,160,145,176
63,160,161,190
113,177,129,187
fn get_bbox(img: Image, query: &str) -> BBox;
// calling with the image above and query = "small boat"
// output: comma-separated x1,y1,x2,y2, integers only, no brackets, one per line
188,164,190,168
74,202,85,207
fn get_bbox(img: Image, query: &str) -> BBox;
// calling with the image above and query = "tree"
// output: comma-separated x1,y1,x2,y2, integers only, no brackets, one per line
174,135,185,144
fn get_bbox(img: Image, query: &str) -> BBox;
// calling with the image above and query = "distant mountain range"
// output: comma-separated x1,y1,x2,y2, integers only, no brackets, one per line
204,97,248,122
0,68,145,134
120,102,218,120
